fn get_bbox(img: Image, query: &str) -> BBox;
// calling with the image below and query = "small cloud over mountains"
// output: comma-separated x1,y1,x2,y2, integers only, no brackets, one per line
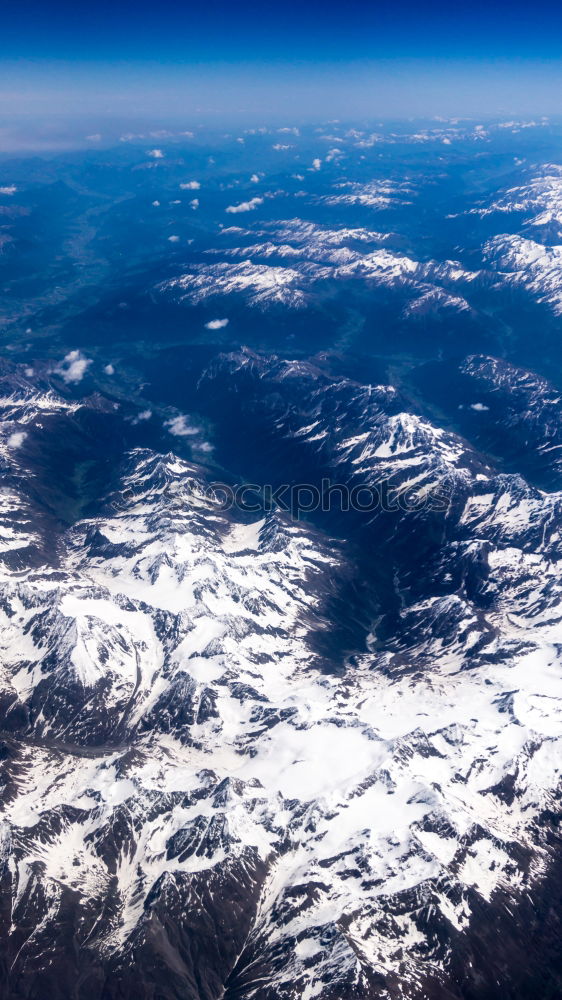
226,197,264,214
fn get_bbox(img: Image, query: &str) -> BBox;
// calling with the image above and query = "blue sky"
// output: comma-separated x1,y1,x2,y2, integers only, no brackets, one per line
2,0,562,120
3,0,562,63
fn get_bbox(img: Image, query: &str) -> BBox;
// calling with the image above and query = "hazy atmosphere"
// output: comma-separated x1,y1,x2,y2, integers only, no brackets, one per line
3,0,562,133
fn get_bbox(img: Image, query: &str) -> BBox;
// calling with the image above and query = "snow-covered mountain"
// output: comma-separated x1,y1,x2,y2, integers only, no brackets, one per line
157,217,477,315
464,164,562,230
1,356,561,999
448,163,562,316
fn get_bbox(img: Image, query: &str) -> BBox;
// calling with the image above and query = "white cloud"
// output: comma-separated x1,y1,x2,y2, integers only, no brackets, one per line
225,197,264,214
152,200,161,207
190,198,199,210
168,235,180,243
129,408,153,426
272,143,292,151
180,180,200,190
86,134,101,142
469,402,490,411
104,364,115,375
55,350,92,384
147,148,164,159
7,431,26,449
205,318,229,330
165,415,200,436
126,410,152,427
310,158,322,171
0,185,16,195
250,174,261,183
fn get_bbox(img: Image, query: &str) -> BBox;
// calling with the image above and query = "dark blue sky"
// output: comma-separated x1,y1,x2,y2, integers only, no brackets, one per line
2,0,562,120
4,0,562,62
